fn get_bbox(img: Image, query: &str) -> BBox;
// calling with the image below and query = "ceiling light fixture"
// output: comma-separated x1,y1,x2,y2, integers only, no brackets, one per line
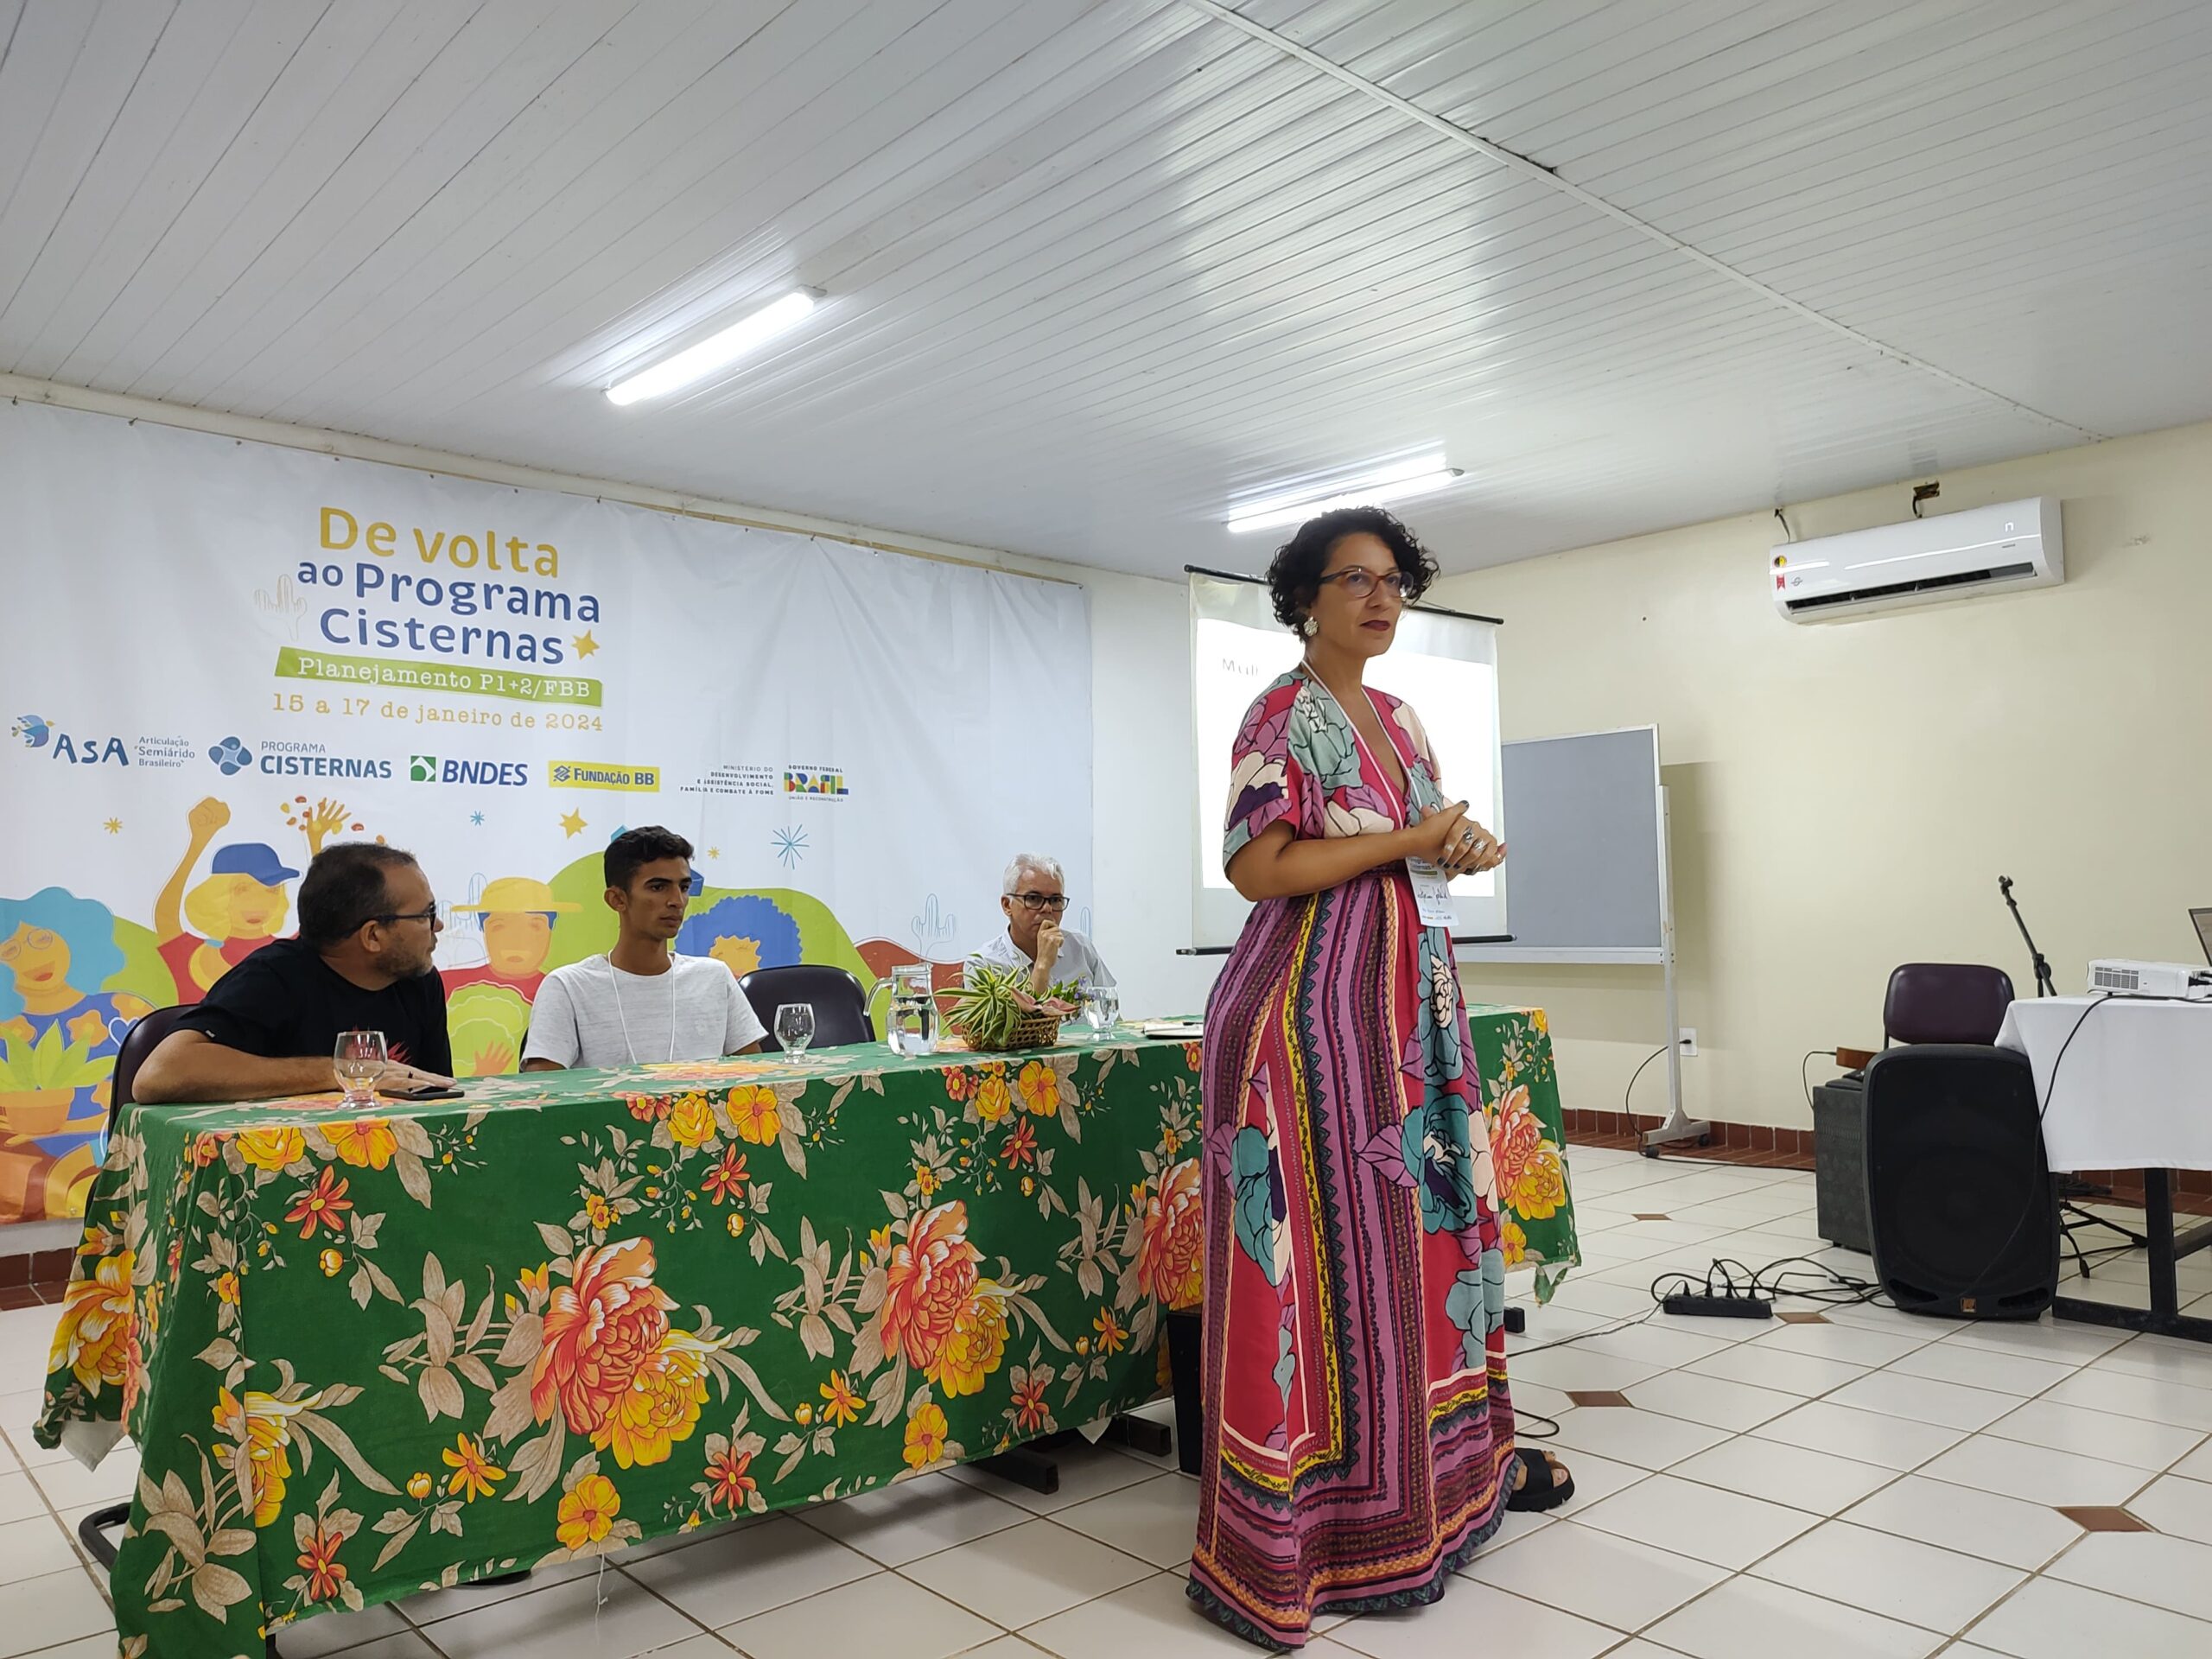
1225,454,1465,534
605,289,819,406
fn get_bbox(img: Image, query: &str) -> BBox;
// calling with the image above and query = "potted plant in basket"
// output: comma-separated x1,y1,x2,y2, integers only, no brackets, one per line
947,964,1081,1052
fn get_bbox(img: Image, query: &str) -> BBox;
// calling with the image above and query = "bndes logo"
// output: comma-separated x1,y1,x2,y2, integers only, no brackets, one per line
410,755,530,787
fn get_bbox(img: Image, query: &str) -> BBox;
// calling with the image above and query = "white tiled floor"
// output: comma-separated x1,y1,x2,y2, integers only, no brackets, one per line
3,1148,2211,1657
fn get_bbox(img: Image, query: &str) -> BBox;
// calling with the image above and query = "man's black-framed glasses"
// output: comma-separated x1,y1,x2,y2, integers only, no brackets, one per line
1011,893,1071,912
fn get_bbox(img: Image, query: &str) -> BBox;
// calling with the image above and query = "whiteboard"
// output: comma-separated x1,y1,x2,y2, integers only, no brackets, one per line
1459,726,1665,964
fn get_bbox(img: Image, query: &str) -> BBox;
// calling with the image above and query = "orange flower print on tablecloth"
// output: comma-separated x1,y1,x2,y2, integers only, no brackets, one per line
49,1249,132,1393
668,1091,717,1151
325,1116,397,1169
120,1316,146,1414
598,1331,715,1468
904,1400,949,1469
1091,1307,1128,1356
1000,1119,1038,1167
531,1238,677,1439
556,1473,620,1550
1016,1060,1058,1117
238,1124,305,1173
442,1432,505,1501
1009,1366,1052,1434
819,1370,863,1427
1184,1041,1203,1072
297,1525,346,1603
1491,1085,1567,1219
728,1085,780,1145
942,1066,974,1103
879,1201,982,1373
705,1442,756,1512
1134,1158,1203,1310
213,1389,317,1527
702,1146,748,1205
972,1065,1012,1126
286,1167,353,1237
934,1290,1008,1398
582,1192,618,1231
626,1094,670,1124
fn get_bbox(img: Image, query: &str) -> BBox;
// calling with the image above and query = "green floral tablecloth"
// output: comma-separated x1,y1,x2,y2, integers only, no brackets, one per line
36,1013,1574,1659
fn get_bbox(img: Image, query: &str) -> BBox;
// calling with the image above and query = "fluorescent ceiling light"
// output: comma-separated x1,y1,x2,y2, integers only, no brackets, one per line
606,289,817,406
1226,454,1465,534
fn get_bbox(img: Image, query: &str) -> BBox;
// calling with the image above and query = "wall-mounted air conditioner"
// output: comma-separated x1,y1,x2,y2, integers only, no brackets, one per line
1770,497,2062,622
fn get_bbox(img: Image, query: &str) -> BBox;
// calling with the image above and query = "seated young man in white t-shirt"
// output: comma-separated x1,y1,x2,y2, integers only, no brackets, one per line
522,826,765,1070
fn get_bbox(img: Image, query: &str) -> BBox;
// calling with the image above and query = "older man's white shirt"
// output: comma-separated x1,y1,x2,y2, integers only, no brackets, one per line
967,928,1116,991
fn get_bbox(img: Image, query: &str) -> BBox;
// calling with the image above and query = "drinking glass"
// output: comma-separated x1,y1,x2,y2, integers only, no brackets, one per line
775,1003,817,1057
334,1030,389,1104
1083,988,1121,1033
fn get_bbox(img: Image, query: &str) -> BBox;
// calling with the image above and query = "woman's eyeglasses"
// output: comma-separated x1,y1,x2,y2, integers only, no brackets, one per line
1317,568,1412,600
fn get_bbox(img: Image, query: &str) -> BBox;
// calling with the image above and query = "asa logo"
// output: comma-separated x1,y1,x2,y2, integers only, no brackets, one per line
411,754,530,787
16,715,129,765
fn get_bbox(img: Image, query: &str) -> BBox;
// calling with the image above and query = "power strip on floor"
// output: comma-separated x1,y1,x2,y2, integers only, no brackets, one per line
1661,1290,1773,1319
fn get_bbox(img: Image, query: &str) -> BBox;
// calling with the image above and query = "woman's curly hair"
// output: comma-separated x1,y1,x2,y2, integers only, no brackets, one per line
1265,505,1440,630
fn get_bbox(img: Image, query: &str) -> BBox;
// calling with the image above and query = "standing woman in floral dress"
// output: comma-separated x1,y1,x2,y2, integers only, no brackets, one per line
1189,507,1572,1648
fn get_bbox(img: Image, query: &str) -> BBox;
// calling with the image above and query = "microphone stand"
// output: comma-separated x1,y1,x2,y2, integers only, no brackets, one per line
1998,875,2057,999
2000,875,2145,1256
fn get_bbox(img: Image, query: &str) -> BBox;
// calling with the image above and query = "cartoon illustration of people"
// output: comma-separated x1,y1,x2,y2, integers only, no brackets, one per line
156,797,349,1001
676,894,804,980
446,877,577,999
442,877,580,1078
0,889,156,1218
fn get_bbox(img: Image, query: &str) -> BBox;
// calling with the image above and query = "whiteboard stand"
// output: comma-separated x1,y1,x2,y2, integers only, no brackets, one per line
1640,785,1708,1154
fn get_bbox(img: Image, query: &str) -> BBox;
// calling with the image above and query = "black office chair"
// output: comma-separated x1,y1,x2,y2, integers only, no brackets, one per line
738,965,874,1050
78,1006,194,1571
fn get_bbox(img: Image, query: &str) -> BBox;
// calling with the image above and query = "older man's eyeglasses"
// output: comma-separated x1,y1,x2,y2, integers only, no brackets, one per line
1317,567,1412,600
1012,893,1070,912
377,904,442,927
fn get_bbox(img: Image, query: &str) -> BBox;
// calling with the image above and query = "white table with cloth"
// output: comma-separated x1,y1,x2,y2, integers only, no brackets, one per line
1996,994,2212,1342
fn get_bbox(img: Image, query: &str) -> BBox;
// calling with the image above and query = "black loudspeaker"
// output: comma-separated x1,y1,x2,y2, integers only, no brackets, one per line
1862,1045,2058,1319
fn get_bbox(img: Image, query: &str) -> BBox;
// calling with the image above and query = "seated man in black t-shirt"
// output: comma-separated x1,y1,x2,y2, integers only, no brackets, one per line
134,842,455,1103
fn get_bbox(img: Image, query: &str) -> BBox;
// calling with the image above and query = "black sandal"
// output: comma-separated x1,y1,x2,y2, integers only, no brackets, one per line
1505,1449,1575,1513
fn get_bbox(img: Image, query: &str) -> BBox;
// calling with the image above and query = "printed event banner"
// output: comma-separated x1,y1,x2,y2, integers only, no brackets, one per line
0,402,1093,1225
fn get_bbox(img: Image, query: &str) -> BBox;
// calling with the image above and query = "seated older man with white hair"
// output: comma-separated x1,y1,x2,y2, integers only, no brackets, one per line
967,853,1116,997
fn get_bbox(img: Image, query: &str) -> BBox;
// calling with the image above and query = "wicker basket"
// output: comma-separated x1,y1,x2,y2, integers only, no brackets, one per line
957,1007,1064,1053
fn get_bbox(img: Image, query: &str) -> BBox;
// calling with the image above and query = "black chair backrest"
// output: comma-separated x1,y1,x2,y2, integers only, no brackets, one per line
1883,963,2015,1046
737,965,874,1051
111,1005,197,1109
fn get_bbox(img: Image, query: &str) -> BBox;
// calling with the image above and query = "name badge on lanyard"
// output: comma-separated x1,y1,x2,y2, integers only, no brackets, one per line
1403,857,1458,930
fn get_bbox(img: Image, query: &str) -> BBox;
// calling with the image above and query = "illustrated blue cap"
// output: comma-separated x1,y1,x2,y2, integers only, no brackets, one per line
211,842,301,885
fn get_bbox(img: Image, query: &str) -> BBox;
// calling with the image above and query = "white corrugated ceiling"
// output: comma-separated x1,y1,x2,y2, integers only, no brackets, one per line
3,0,2208,576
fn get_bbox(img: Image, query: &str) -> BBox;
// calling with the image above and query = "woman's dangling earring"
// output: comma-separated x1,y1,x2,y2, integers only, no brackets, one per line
1301,615,1319,638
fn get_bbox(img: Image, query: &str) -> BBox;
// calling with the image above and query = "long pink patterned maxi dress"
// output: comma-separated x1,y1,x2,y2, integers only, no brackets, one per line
1190,666,1515,1648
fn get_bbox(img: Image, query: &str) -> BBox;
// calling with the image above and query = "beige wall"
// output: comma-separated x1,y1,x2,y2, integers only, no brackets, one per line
1433,419,2212,1129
